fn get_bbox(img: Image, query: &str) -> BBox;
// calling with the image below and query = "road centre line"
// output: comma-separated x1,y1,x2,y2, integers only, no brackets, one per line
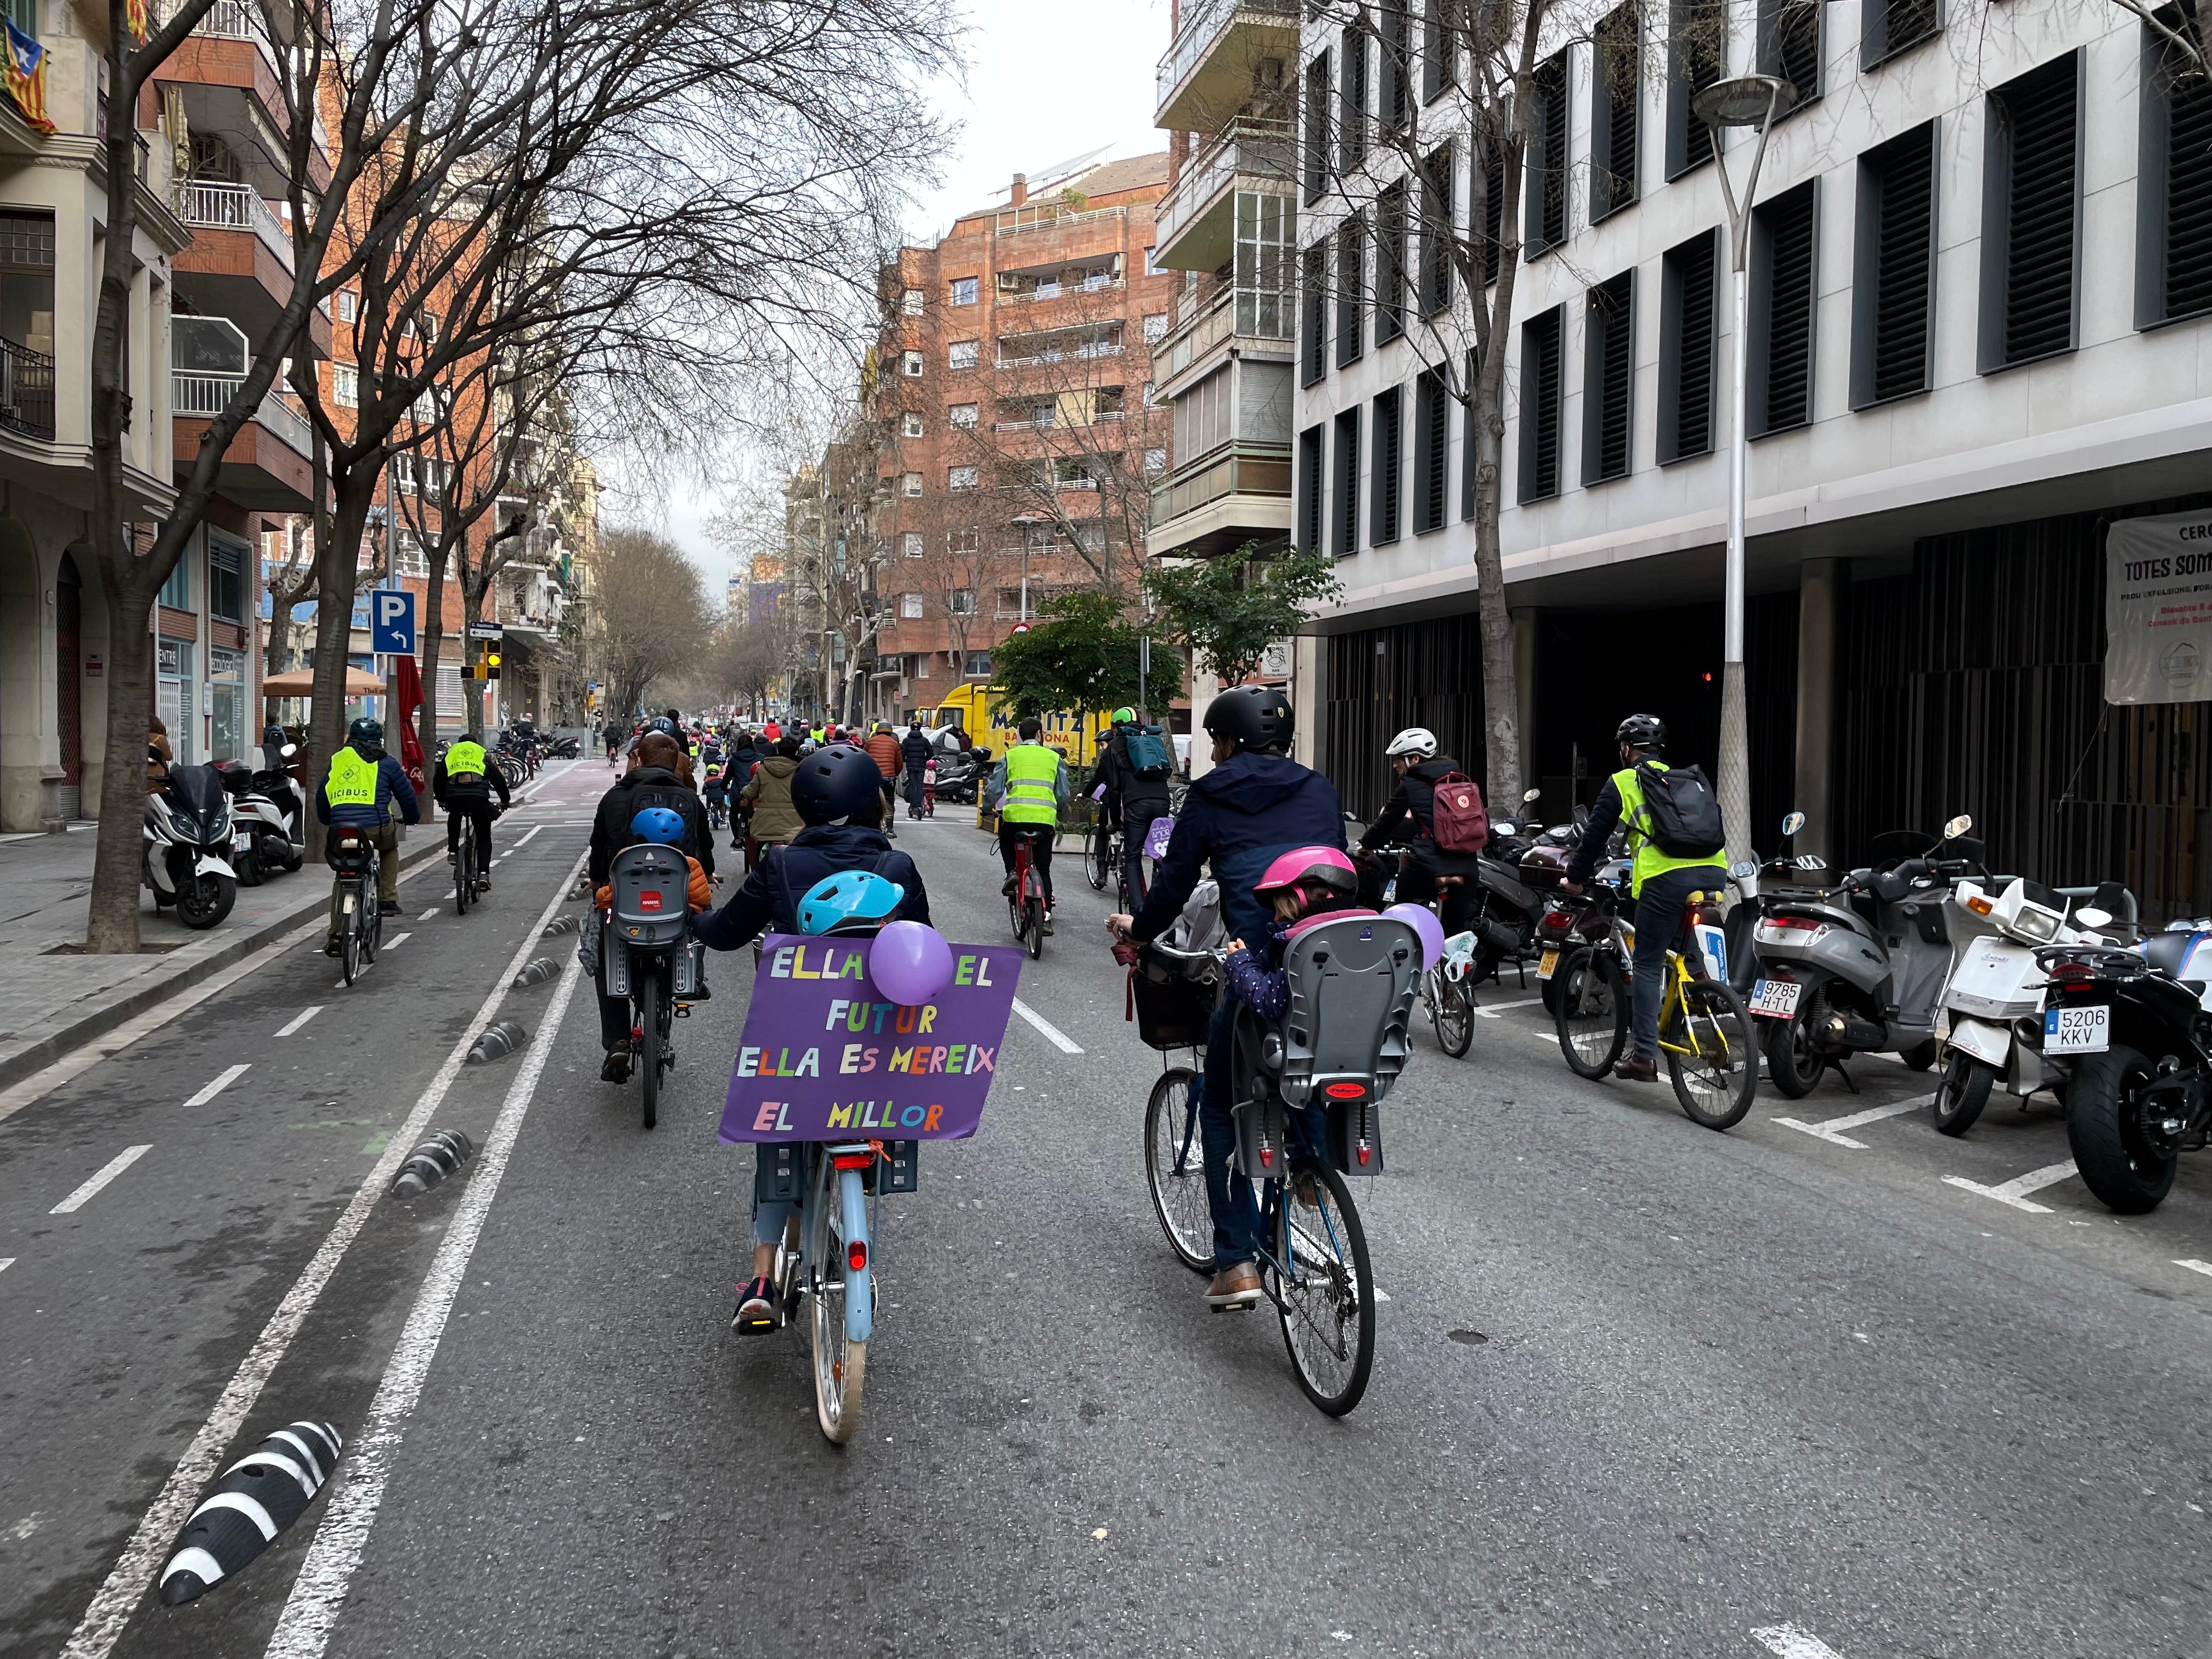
511,825,543,849
50,1145,153,1214
1772,1097,1927,1149
261,955,584,1658
1752,1627,1849,1659
182,1065,251,1109
1943,1159,2081,1214
57,850,590,1659
2175,1259,2212,1279
384,933,411,949
419,908,441,921
1010,997,1082,1054
274,1007,323,1039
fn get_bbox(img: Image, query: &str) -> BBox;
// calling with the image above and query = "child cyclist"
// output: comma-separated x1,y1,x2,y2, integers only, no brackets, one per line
1222,847,1365,1021
690,742,929,1333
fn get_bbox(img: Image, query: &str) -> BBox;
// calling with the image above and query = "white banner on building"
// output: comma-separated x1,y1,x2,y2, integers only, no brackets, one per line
2105,509,2212,704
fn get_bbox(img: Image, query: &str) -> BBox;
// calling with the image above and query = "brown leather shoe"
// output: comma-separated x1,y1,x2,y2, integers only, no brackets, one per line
1206,1262,1263,1310
1616,1054,1660,1082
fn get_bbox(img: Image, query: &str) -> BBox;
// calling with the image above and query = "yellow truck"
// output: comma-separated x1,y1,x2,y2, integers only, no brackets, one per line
918,685,1112,768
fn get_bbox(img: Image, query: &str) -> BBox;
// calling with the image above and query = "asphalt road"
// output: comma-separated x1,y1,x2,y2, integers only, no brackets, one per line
4,766,2210,1659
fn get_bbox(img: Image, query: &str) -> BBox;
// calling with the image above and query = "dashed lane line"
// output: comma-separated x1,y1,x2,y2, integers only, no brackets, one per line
274,1007,323,1039
384,933,412,949
2176,1259,2212,1279
0,1257,15,1273
1011,997,1083,1054
1771,1097,1926,1149
1752,1627,1849,1659
419,908,442,921
182,1064,251,1109
1943,1159,2081,1215
50,1146,153,1214
510,825,543,849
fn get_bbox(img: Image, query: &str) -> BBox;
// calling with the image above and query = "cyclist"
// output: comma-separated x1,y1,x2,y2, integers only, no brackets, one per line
315,716,420,955
899,717,934,820
1353,727,1483,938
589,732,714,1080
1093,706,1173,906
692,744,929,1334
1561,713,1726,1084
431,735,510,893
1103,685,1344,1309
986,717,1068,930
737,734,803,853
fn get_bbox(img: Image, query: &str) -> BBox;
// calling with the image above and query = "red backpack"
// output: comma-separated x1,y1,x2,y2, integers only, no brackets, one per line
1426,771,1489,853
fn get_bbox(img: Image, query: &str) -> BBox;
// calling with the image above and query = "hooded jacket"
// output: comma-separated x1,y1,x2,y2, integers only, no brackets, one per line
738,753,804,845
694,822,930,949
1129,751,1345,947
588,764,713,885
1360,755,1477,851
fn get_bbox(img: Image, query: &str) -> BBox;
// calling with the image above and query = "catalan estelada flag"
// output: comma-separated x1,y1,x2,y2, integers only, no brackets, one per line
125,0,147,42
3,22,54,135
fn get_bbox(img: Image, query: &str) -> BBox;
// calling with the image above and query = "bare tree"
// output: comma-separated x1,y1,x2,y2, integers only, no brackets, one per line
595,528,711,717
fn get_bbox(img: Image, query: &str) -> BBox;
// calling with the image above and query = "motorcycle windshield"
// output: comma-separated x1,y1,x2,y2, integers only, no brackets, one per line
166,765,227,820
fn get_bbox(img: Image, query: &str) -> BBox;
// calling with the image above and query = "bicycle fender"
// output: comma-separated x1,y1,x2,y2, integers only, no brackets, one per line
840,1167,872,1345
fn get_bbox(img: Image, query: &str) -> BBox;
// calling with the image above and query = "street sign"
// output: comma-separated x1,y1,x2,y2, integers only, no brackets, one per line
1008,622,1031,634
369,589,416,654
466,620,504,642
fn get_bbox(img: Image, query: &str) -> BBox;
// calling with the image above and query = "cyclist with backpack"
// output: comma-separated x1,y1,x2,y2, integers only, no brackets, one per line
1094,706,1174,905
1561,713,1729,1083
1352,727,1486,939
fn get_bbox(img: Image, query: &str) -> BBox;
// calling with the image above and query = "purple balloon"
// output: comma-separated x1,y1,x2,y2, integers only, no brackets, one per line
1382,902,1447,971
869,919,955,1005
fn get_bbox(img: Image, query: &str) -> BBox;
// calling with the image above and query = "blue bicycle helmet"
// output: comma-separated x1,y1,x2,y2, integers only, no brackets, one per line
796,870,905,936
630,806,686,845
645,715,680,738
791,742,884,826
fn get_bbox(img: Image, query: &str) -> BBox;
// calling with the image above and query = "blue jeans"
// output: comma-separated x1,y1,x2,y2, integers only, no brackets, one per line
1630,865,1728,1059
1198,997,1259,1269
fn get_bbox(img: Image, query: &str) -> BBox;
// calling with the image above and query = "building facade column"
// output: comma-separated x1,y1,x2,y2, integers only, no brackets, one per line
1291,634,1321,771
1792,557,1842,866
1510,607,1538,798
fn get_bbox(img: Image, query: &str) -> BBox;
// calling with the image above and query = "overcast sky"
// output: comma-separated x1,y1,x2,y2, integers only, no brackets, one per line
639,0,1172,589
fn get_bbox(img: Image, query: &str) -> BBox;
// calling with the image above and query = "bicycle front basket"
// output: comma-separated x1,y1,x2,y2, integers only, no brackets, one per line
1131,957,1216,1051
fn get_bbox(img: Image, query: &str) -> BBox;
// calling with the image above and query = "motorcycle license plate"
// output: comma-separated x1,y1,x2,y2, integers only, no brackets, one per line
1538,948,1560,981
233,831,252,853
1749,978,1802,1020
2044,1004,2109,1054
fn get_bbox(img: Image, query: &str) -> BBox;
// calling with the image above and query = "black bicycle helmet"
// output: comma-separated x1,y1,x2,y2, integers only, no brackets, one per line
347,716,386,758
1203,685,1294,755
791,742,884,825
1616,713,1666,751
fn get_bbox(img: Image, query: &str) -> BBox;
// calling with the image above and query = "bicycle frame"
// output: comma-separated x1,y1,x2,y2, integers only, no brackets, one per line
785,1141,876,1345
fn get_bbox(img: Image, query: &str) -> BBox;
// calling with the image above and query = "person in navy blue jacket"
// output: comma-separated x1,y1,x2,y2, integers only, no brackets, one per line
314,716,419,954
1105,685,1344,1311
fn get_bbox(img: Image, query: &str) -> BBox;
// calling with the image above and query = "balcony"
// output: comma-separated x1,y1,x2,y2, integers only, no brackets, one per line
1145,442,1291,560
172,373,315,509
173,181,334,357
1153,120,1294,272
165,9,332,197
0,338,56,441
1152,280,1293,397
1154,0,1298,133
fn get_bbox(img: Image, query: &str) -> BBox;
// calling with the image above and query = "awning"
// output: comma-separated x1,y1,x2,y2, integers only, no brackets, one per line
262,667,387,696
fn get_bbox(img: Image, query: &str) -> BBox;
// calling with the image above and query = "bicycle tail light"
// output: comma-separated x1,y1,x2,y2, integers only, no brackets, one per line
847,1239,867,1272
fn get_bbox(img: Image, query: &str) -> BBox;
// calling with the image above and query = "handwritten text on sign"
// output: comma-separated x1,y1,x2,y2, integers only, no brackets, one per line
718,935,1022,1144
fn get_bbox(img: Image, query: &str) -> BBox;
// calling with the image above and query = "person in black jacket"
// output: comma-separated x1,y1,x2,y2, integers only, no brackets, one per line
1093,706,1173,906
586,732,714,1077
431,740,511,892
898,718,934,820
1353,726,1483,937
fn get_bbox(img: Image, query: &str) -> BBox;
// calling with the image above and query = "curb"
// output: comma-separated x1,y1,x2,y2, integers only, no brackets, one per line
0,836,451,1091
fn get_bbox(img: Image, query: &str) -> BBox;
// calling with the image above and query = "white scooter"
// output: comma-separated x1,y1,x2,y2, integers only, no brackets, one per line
144,760,240,929
218,747,307,885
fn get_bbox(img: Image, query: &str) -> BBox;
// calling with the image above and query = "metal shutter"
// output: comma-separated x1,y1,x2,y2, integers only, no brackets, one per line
1760,184,1816,431
2168,65,2212,319
1870,123,1934,400
1590,274,1634,481
2000,55,2077,363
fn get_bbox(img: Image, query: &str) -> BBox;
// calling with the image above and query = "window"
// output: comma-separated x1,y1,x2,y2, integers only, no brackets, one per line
393,532,428,578
901,350,924,376
950,589,976,615
1144,446,1167,474
902,289,924,314
1381,0,1410,128
913,656,932,680
949,464,978,489
949,340,978,369
950,402,979,427
1421,0,1456,101
1582,272,1635,484
1331,408,1361,556
1339,23,1369,173
1234,191,1295,338
950,276,978,306
1376,180,1407,342
1861,0,1937,71
332,363,359,408
950,529,979,554
1335,213,1365,366
1301,241,1328,385
1980,53,2080,371
2140,35,2212,328
1143,312,1169,345
1851,121,1937,407
160,550,190,610
963,651,992,676
1517,306,1564,503
902,471,923,496
1667,0,1723,178
1420,145,1453,313
1477,142,1504,284
1304,48,1331,203
336,290,357,322
1146,245,1164,274
1297,424,1325,551
208,535,247,620
1592,7,1640,221
1413,369,1449,532
1751,179,1818,435
1526,52,1570,256
901,531,924,557
1659,228,1718,461
901,592,925,618
1758,0,1820,106
901,411,924,437
1370,387,1403,544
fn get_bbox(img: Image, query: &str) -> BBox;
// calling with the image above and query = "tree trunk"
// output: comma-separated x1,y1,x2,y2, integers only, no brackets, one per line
420,541,451,761
83,568,156,953
302,480,378,858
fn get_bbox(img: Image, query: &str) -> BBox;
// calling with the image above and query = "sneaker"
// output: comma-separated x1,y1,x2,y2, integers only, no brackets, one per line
1616,1054,1659,1082
601,1048,631,1083
445,850,456,864
478,877,490,891
324,936,341,958
1001,874,1018,897
1206,1263,1263,1310
1041,911,1054,935
730,1276,777,1334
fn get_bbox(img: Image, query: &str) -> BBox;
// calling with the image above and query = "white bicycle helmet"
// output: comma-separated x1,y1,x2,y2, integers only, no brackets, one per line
1384,726,1438,760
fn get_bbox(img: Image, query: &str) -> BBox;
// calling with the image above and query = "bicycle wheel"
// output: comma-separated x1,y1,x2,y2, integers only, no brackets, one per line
637,973,660,1130
454,820,473,915
1554,947,1627,1078
1272,1161,1375,1417
1432,972,1475,1059
339,884,360,986
360,887,380,964
1143,1068,1211,1273
808,1169,866,1443
1085,825,1110,891
1665,978,1757,1130
1024,894,1045,960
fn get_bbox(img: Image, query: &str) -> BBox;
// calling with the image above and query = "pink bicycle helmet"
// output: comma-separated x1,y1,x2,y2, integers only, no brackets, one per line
1255,845,1359,898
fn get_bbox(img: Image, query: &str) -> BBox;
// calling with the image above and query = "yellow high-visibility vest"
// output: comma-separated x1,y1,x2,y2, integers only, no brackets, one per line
325,747,379,808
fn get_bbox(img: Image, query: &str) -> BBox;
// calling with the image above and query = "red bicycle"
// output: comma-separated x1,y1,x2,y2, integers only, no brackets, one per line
1005,826,1049,960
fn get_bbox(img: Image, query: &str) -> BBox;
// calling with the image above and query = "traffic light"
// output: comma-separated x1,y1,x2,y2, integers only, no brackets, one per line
486,649,501,681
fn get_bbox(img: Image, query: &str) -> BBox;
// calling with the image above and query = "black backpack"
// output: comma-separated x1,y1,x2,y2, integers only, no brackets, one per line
1632,761,1726,859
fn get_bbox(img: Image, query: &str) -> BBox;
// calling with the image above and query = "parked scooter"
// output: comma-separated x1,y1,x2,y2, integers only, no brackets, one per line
1747,814,1979,1096
144,759,239,929
1460,788,1566,986
1723,811,1832,997
932,752,984,806
217,751,307,886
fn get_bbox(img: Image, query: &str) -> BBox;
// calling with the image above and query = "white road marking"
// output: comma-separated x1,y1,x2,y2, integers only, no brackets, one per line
50,1146,153,1214
383,933,411,949
419,907,441,921
0,1257,14,1273
262,956,584,1658
1752,1627,1849,1659
1470,997,1544,1019
2175,1259,2212,1279
1943,1159,2080,1214
274,1007,323,1039
1771,1097,1926,1149
182,1064,251,1109
57,851,590,1659
1011,997,1082,1054
511,825,543,849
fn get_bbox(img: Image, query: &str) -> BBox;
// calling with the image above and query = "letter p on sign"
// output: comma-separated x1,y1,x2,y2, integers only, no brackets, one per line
370,588,417,655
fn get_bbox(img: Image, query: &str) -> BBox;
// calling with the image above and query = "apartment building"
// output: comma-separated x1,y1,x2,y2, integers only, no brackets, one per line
869,153,1176,723
1288,0,2212,915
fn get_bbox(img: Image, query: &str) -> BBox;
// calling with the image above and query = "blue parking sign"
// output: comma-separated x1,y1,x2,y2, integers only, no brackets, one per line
370,589,417,654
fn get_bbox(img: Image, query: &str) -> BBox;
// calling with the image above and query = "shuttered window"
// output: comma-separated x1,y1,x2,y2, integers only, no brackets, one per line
1376,181,1407,342
1852,121,1936,407
1332,408,1362,557
1301,241,1328,385
1381,0,1410,128
1297,425,1325,551
1304,50,1332,204
1981,53,2078,370
1336,213,1365,366
2138,37,2212,328
1582,272,1635,484
1659,227,1718,461
1339,25,1369,173
1592,8,1639,221
1751,180,1817,436
1372,387,1404,545
1758,0,1820,103
1413,369,1449,532
1527,52,1570,255
1421,0,1455,101
1517,306,1564,503
1667,0,1722,178
1421,144,1454,312
1861,0,1937,71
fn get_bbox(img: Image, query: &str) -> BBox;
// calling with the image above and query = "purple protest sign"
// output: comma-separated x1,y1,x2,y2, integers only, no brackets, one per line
717,934,1023,1144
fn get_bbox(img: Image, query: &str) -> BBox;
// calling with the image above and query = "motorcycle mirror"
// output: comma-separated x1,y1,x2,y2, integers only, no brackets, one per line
1729,861,1759,880
1522,788,1542,803
2075,906,2112,929
280,743,299,758
1943,813,1973,839
1781,810,1805,837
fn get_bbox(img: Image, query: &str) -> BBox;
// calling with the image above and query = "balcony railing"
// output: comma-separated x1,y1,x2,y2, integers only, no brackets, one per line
995,341,1126,368
1148,444,1292,532
1155,282,1293,383
0,337,56,441
1000,275,1126,303
176,180,296,274
992,204,1127,239
172,373,314,456
1155,0,1297,112
1154,119,1294,252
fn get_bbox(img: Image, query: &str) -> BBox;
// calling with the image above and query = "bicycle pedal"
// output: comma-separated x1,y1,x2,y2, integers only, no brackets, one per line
673,1003,692,1018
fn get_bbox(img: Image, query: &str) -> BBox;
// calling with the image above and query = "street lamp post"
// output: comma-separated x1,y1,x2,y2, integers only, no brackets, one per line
1693,73,1796,870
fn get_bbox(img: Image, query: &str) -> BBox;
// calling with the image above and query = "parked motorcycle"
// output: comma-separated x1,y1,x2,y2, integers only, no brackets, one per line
932,753,984,806
1462,788,1569,988
218,751,306,886
548,734,582,759
1747,814,1979,1096
144,760,239,929
1723,811,1832,997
